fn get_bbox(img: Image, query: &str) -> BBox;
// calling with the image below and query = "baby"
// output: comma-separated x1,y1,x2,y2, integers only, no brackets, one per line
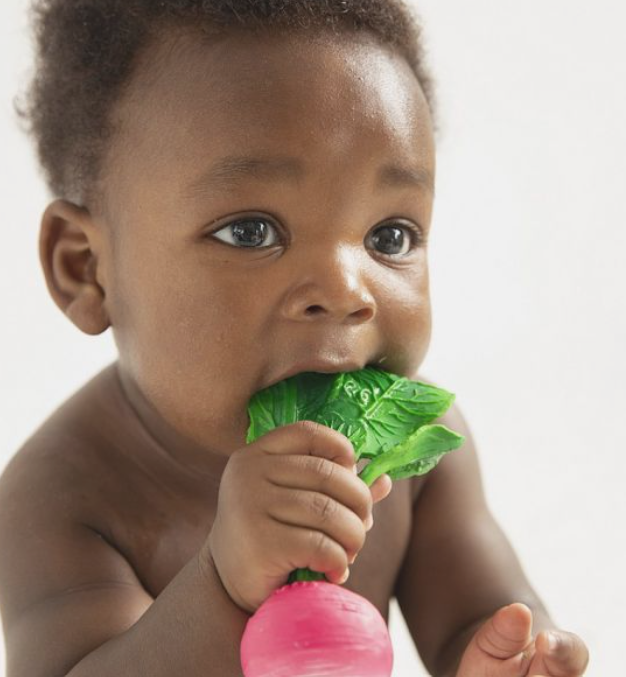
0,1,589,676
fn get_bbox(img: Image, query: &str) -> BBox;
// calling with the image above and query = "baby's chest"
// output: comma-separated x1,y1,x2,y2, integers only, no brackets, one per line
113,477,416,623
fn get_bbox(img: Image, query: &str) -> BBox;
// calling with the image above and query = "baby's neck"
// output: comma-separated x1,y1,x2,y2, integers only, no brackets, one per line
112,361,230,485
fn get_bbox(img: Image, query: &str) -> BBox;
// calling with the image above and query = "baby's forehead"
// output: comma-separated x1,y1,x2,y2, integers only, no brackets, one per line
106,27,433,188
119,27,427,130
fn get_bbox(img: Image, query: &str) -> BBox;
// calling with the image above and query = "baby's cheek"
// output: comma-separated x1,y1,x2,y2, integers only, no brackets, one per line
382,281,430,330
377,287,431,370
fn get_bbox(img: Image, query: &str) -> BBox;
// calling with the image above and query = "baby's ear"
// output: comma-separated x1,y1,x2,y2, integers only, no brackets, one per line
39,198,110,335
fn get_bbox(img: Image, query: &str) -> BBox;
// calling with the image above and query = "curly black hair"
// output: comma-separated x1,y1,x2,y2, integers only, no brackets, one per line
15,0,438,210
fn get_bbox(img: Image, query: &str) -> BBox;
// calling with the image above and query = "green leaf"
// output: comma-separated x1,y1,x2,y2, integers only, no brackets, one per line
246,372,338,444
246,366,458,461
358,424,465,486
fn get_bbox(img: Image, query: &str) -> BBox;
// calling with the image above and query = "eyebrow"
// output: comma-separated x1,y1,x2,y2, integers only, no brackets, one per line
183,154,435,197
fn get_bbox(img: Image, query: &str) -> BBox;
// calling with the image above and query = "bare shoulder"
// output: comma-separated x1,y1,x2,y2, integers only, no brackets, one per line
0,434,136,613
0,364,154,676
0,362,136,534
0,361,149,614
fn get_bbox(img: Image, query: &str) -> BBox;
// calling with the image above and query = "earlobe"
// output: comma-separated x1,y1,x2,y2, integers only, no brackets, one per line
39,198,111,335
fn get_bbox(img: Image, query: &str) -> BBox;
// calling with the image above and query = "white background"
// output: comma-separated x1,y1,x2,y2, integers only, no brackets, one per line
1,0,624,675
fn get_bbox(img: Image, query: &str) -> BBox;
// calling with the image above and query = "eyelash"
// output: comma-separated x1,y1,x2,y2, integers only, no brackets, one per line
208,217,426,256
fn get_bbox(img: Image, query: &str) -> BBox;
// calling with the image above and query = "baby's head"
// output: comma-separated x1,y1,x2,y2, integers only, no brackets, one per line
20,0,438,454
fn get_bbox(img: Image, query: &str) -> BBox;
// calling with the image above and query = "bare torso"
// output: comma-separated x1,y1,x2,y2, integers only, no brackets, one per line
12,362,425,624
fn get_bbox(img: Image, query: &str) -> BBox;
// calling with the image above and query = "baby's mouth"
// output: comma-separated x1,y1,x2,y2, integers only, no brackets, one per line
264,356,390,390
266,359,365,390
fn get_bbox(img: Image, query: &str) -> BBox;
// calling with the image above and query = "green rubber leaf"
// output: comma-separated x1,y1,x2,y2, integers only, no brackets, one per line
358,424,465,486
247,366,458,461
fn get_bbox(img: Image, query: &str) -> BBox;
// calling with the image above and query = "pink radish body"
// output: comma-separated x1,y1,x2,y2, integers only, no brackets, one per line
241,580,393,677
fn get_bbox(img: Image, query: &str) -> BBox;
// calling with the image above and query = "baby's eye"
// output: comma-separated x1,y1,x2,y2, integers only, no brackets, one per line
211,218,278,248
366,224,419,256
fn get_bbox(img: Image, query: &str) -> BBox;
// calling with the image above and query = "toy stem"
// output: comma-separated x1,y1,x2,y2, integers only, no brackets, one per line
288,568,326,583
357,461,387,487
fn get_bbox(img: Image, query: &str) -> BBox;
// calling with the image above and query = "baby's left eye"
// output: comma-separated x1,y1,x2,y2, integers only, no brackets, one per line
366,224,417,256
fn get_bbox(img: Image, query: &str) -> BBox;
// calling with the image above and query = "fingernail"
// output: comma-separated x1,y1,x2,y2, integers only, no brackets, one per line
348,552,358,564
365,514,374,531
546,631,559,652
339,569,350,584
352,464,358,474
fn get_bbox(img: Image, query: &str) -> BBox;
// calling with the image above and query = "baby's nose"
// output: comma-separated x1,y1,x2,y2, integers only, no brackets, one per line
279,248,376,323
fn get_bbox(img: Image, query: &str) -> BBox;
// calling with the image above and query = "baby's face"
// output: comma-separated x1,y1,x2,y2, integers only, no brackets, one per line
97,27,435,454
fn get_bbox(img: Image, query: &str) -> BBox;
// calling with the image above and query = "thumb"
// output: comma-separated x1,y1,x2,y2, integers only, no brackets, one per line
474,603,534,659
456,603,536,677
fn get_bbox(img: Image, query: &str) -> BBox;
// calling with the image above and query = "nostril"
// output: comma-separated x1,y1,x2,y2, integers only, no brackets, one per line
351,307,375,322
303,305,375,321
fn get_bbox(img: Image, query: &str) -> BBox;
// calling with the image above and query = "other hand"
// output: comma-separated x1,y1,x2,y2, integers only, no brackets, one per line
456,602,589,677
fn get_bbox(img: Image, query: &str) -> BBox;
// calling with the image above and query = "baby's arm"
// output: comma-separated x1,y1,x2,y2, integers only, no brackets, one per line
395,400,587,676
0,448,249,677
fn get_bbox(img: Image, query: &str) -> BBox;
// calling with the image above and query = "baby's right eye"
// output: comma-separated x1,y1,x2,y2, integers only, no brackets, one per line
211,218,279,248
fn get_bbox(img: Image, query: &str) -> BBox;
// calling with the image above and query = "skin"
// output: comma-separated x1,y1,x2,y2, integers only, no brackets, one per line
0,25,589,677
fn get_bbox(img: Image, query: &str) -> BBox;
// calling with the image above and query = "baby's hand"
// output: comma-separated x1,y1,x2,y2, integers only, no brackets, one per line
205,421,391,614
456,603,589,677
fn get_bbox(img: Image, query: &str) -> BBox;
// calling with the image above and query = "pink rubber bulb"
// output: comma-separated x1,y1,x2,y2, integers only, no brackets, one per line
240,580,393,677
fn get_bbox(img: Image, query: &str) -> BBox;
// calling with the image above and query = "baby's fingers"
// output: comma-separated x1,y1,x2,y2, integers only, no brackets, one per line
528,629,589,676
